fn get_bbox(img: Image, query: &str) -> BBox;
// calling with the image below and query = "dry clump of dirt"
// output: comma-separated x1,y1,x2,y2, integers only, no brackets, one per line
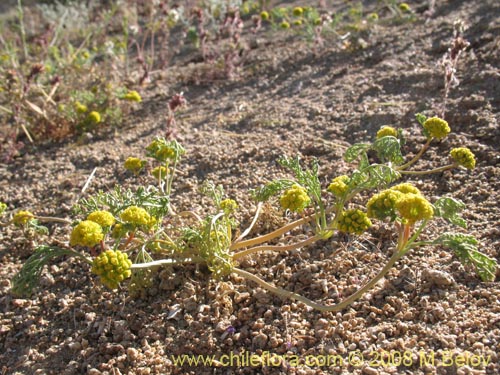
1,1,500,375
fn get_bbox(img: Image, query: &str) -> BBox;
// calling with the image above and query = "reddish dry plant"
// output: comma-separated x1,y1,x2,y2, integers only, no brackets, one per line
438,21,470,118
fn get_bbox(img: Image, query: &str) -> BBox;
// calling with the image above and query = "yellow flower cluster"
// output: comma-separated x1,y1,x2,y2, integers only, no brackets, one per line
367,189,402,221
70,220,103,247
423,117,450,140
111,223,128,239
120,206,152,226
75,101,88,113
220,198,238,214
88,111,101,124
91,250,132,290
337,209,372,235
391,182,420,195
0,202,7,215
146,139,176,162
151,166,168,180
399,3,411,12
280,21,290,29
279,185,310,213
260,11,269,21
367,183,433,224
376,126,398,139
293,7,303,17
450,147,476,169
87,210,115,228
327,175,350,197
13,210,34,226
395,193,434,225
124,157,144,173
123,90,142,102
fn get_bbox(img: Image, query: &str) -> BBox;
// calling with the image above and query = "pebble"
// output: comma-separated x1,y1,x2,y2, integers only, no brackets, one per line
421,269,456,288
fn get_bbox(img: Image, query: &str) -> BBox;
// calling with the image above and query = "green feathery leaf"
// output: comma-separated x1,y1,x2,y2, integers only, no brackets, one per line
433,197,467,228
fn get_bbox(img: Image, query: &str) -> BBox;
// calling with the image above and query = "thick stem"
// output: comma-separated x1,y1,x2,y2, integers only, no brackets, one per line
397,138,432,171
232,235,321,261
399,164,456,176
234,250,404,312
131,256,204,269
230,215,313,251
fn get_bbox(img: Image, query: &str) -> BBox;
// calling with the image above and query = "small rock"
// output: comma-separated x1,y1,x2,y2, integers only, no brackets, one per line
252,332,268,349
421,269,456,288
362,366,379,375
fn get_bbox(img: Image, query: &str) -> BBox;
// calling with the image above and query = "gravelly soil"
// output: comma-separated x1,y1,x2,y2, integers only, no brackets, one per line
1,1,499,374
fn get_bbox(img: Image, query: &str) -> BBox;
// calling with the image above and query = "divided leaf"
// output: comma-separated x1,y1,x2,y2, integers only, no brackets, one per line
344,143,370,167
433,233,497,282
251,179,294,202
433,197,467,228
371,136,404,165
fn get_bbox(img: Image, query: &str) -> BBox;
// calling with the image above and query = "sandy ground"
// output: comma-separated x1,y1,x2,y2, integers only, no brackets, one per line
1,1,499,374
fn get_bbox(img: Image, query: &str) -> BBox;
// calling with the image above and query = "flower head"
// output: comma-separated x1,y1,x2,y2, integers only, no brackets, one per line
337,209,372,235
260,11,270,21
70,220,104,247
292,7,303,17
390,183,421,195
146,139,176,162
280,20,290,29
366,189,403,221
124,157,144,174
0,202,7,215
367,12,379,21
327,175,350,197
423,117,450,140
13,210,34,226
120,206,151,226
279,184,310,213
91,249,132,289
399,3,411,12
151,166,168,180
87,210,115,228
395,193,434,225
75,101,88,114
111,223,128,239
123,90,142,102
88,111,101,124
376,126,398,139
450,147,476,169
220,199,238,214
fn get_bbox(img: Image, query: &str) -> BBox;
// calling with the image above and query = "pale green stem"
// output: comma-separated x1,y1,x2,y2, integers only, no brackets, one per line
234,250,403,312
230,215,313,251
35,216,72,224
397,138,432,171
131,256,204,269
399,164,456,176
232,234,321,261
234,202,263,243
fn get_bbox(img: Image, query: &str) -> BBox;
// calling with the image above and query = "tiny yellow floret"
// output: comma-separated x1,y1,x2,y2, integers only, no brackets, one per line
70,220,104,247
120,206,151,226
423,117,450,140
376,126,398,139
13,210,35,226
338,209,372,235
395,193,434,225
327,175,350,197
280,184,310,213
91,249,132,289
87,210,115,227
123,90,142,102
450,147,476,169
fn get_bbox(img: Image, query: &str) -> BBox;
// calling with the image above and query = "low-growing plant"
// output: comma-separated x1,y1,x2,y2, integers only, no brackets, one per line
4,113,496,311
